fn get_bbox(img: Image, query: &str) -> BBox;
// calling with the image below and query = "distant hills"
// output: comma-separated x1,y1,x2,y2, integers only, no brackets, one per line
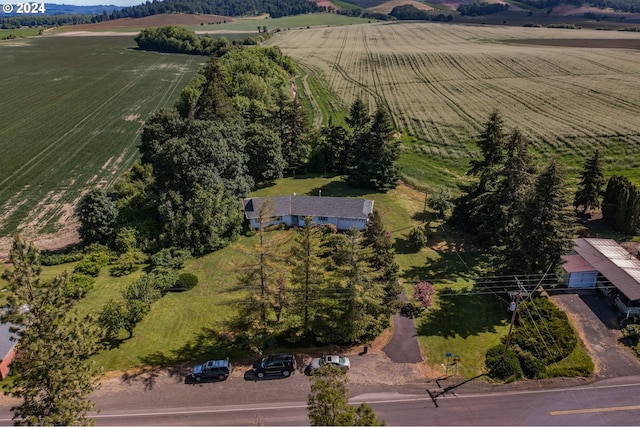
3,3,122,16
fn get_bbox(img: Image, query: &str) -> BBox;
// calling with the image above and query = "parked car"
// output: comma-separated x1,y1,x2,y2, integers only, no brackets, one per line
192,359,232,382
309,355,351,372
252,354,296,378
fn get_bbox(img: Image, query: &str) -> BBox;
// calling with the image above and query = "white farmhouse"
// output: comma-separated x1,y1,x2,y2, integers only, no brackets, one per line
243,195,374,231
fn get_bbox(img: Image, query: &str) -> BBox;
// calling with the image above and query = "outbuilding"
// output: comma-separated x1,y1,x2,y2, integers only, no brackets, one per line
563,238,640,319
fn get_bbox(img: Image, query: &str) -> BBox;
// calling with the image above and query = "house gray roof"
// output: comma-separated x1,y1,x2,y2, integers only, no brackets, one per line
243,196,374,220
572,238,640,301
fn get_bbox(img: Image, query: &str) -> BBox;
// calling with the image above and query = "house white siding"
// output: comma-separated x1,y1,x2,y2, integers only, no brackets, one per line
243,196,374,232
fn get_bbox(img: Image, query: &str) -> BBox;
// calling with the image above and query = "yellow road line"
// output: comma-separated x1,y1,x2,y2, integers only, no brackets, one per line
551,405,640,415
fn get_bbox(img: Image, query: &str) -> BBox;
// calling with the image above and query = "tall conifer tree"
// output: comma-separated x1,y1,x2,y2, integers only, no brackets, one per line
574,149,605,215
1,236,101,426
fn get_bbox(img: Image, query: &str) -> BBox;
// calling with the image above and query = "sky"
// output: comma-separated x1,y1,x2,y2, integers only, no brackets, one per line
48,1,146,6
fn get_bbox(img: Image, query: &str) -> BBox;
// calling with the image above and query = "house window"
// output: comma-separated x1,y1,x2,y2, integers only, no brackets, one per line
319,216,328,221
271,216,282,221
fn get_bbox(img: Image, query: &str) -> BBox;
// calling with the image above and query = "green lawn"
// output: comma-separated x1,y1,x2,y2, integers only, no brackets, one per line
60,174,504,376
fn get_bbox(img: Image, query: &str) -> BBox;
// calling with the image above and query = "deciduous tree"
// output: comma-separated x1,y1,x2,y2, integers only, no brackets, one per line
77,188,118,245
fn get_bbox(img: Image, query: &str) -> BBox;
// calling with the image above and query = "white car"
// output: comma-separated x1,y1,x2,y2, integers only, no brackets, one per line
309,355,351,372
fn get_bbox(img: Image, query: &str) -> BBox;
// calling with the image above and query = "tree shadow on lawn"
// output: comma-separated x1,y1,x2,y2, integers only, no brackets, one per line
308,180,376,198
417,287,509,339
402,246,481,283
120,327,248,390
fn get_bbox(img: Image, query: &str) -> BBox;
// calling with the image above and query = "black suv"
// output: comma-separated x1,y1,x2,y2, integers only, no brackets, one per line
252,354,296,378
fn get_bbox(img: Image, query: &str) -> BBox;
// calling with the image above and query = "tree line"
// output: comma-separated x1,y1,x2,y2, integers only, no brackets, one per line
515,0,640,13
457,2,508,16
449,110,639,279
133,26,272,56
389,5,453,22
94,0,325,23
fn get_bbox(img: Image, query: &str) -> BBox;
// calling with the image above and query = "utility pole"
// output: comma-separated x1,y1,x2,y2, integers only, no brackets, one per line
503,276,528,357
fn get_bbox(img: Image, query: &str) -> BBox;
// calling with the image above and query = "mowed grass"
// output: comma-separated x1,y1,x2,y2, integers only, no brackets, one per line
265,22,640,186
0,36,204,238
62,174,484,373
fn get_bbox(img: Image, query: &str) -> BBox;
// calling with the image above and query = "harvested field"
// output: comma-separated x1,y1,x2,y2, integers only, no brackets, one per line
267,22,640,181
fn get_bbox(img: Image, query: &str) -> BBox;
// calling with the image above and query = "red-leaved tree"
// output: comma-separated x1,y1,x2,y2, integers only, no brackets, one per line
413,281,435,309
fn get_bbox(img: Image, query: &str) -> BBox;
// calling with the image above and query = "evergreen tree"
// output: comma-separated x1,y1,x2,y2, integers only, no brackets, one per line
193,58,234,121
484,129,536,248
363,210,402,314
1,236,101,425
308,364,383,426
602,175,640,234
450,110,507,237
332,228,387,345
574,149,605,215
348,105,400,191
502,159,575,275
343,98,370,173
344,97,370,134
289,217,326,335
276,93,310,171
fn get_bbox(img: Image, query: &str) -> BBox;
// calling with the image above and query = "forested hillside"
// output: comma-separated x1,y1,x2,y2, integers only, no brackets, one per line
97,0,324,22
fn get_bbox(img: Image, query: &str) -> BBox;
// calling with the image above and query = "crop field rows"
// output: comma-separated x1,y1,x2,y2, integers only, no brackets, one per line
0,36,203,244
268,22,640,179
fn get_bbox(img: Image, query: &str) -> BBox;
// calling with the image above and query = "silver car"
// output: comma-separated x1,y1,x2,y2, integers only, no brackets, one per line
309,355,351,372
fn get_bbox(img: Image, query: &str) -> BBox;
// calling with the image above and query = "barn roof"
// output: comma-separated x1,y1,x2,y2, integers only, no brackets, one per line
572,238,640,301
562,254,596,273
243,196,374,221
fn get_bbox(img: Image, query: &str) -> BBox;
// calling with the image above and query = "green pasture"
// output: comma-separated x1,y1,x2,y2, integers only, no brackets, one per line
0,28,43,37
0,36,203,237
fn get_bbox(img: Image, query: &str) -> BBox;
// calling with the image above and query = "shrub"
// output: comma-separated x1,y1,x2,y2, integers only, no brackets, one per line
150,247,192,270
83,251,111,268
150,268,180,292
63,273,96,300
408,226,427,251
40,251,84,266
175,272,199,291
109,251,146,277
486,345,523,381
518,350,546,379
511,297,577,364
73,261,100,277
